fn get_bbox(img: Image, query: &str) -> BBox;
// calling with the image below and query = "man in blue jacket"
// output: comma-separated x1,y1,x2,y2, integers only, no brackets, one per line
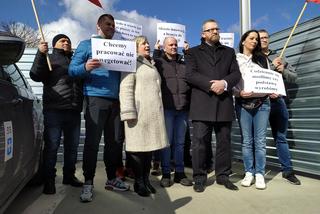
69,13,129,202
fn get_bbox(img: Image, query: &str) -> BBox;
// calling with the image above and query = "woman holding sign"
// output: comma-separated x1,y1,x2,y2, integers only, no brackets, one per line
119,36,168,197
233,30,271,190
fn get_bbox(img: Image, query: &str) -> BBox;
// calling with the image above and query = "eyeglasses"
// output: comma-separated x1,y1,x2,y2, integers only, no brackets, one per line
203,28,220,33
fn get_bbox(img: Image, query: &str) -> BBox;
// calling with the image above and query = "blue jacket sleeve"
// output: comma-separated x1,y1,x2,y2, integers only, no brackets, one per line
69,40,90,78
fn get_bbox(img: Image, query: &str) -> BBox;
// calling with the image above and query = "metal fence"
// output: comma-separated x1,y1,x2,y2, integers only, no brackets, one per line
16,16,320,175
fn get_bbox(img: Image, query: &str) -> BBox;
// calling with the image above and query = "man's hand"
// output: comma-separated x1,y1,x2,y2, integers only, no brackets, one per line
272,57,284,73
38,41,48,54
210,80,225,95
183,41,190,53
85,59,101,72
154,40,161,50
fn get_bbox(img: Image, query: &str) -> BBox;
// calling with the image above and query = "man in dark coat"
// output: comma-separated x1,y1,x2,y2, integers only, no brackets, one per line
30,34,83,194
185,19,241,192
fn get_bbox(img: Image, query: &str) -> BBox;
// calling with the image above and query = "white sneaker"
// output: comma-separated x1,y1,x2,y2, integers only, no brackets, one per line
255,174,266,190
241,172,254,187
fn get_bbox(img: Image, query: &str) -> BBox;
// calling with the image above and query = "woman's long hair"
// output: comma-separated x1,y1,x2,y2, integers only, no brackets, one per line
238,30,267,68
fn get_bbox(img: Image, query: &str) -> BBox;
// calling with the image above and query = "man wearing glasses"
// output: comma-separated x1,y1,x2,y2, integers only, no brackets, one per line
185,19,241,192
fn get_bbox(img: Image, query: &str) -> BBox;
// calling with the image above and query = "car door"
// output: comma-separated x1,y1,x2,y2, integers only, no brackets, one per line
0,65,35,208
0,65,25,208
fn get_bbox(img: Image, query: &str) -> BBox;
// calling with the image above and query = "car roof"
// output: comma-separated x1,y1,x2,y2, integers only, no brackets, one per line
0,32,25,65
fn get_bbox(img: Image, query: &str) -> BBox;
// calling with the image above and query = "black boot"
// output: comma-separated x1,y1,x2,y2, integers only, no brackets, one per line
144,174,156,193
134,177,150,197
63,175,83,187
43,179,56,194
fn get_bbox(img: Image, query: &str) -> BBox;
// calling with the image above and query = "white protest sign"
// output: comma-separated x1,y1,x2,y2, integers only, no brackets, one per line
157,23,186,47
4,121,13,162
91,38,136,73
243,66,286,96
219,33,234,48
114,20,142,40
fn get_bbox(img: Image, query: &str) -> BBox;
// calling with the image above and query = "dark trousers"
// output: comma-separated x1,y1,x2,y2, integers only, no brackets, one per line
269,97,293,172
43,109,81,180
82,96,123,182
191,121,232,180
128,152,152,179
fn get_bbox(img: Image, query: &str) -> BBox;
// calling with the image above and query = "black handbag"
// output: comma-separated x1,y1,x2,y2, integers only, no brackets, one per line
239,97,267,110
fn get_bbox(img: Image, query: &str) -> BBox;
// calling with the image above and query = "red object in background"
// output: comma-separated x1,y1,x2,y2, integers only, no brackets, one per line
306,0,320,4
88,0,103,8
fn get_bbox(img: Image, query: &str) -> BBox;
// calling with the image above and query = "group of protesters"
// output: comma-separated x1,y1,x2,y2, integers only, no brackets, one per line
29,13,301,202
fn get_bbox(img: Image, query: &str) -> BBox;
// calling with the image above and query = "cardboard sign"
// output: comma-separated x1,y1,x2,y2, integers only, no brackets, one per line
243,66,286,96
157,23,186,47
91,38,136,72
114,20,142,40
220,33,234,48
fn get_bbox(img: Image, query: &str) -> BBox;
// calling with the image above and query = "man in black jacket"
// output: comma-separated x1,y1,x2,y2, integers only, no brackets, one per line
185,19,241,192
154,37,193,188
30,34,83,194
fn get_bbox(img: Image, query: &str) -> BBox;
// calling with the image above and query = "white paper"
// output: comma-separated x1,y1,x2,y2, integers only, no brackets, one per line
4,121,13,162
114,20,142,41
157,23,186,47
91,38,137,73
243,66,286,96
219,33,234,48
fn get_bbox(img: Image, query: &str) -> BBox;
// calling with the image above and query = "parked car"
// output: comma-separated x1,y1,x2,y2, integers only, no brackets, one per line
0,32,44,213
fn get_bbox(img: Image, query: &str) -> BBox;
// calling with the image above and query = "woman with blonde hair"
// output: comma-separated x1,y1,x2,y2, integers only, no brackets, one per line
119,36,168,197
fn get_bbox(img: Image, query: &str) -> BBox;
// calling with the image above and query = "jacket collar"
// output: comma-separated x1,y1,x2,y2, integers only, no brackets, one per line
199,41,225,66
52,48,73,58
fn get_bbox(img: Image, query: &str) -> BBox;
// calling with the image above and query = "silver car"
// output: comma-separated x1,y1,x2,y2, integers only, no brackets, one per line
0,32,44,213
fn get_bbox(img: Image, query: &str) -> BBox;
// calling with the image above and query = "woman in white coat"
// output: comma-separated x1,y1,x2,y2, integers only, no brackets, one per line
120,36,168,197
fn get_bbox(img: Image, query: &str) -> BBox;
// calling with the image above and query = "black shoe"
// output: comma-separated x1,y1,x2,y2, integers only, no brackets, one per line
144,175,156,193
63,175,84,187
160,174,173,188
216,178,239,191
193,180,205,193
282,172,301,185
151,161,161,176
43,180,56,194
134,178,150,197
174,172,193,186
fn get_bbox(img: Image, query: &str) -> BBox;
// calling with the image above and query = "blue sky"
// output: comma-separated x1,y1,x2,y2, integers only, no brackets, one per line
0,0,319,49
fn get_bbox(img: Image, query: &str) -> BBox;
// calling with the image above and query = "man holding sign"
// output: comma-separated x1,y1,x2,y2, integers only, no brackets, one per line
259,29,301,185
69,14,129,203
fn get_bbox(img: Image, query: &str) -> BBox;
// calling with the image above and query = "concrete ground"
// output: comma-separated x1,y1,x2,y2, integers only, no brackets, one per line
5,161,320,214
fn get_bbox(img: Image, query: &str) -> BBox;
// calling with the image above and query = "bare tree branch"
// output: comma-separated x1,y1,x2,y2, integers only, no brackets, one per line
1,21,41,48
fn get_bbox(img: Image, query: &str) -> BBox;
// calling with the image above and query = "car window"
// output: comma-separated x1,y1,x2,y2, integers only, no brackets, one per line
1,64,28,89
0,66,11,82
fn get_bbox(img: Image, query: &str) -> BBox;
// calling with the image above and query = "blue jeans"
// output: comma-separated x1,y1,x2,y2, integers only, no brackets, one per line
43,109,81,180
269,97,293,172
235,99,270,175
161,109,188,174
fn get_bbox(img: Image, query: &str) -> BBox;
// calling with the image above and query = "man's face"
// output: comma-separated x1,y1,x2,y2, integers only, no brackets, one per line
202,21,220,44
54,38,71,52
98,17,115,39
163,37,178,57
259,31,269,50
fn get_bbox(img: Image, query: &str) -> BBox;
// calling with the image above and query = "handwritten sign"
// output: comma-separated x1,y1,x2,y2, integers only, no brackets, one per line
114,20,142,40
91,38,136,73
220,33,234,48
243,66,286,96
157,23,186,47
4,121,13,162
